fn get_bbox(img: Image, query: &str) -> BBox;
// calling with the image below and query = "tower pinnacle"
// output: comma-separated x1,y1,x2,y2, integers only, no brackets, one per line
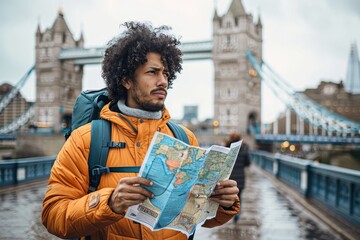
345,42,360,94
58,6,64,16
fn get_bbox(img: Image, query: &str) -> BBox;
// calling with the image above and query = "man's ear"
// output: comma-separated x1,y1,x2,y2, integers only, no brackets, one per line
122,77,131,90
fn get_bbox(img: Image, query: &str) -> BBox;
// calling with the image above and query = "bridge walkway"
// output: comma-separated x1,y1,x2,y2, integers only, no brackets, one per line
0,165,355,240
194,165,346,240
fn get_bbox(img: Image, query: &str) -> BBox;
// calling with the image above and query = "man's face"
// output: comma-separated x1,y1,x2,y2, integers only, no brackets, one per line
124,52,169,111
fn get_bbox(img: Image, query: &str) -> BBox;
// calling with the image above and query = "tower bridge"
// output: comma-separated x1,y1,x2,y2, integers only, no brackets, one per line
0,0,359,143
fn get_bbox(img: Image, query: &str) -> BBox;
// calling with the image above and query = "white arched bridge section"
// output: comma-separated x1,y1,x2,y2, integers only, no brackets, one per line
0,104,35,135
0,66,35,134
246,50,360,136
0,66,34,114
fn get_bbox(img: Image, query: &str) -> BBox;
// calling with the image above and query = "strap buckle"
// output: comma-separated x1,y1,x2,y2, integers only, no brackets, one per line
107,141,126,148
91,166,110,176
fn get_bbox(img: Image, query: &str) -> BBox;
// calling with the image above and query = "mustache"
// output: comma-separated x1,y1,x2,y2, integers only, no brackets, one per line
151,88,167,95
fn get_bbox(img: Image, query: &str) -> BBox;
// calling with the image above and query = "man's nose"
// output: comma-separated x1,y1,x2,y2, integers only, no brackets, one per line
157,73,168,88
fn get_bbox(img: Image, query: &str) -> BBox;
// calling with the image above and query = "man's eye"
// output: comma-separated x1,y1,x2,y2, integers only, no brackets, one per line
163,72,170,78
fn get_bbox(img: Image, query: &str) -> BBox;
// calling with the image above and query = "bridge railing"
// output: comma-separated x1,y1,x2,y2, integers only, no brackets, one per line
2,152,359,227
250,150,360,227
0,156,56,187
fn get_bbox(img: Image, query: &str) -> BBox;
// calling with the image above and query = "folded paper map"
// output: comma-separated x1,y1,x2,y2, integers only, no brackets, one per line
125,132,242,236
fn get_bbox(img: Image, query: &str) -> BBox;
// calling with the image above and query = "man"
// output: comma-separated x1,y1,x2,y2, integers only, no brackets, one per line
226,132,250,223
42,22,240,239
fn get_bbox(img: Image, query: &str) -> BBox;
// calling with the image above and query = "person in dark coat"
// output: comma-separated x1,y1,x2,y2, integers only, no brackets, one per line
226,132,251,223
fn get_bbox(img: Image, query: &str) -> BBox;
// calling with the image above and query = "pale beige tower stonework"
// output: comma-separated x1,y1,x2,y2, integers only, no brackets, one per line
212,0,262,136
35,9,84,133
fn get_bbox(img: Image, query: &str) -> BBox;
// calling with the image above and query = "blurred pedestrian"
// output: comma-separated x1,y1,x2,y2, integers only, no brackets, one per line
225,132,251,223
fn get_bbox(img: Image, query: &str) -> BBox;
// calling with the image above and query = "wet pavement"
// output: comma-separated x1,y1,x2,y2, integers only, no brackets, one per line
194,166,343,240
0,166,345,240
0,180,59,240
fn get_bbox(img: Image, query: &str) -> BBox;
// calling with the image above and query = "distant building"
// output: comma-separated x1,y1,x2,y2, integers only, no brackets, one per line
345,42,360,94
303,81,360,123
0,83,32,132
183,105,198,123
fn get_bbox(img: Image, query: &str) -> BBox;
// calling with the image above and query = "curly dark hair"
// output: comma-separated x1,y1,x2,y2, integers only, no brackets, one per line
101,21,183,102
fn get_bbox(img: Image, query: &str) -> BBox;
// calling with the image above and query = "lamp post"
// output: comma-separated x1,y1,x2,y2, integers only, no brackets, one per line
213,120,219,135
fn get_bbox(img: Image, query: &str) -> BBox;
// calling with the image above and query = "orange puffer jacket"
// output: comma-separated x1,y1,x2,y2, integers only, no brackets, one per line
42,103,240,240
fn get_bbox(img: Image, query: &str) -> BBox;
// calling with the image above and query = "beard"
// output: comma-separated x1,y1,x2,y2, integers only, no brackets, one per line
130,86,166,112
136,97,165,111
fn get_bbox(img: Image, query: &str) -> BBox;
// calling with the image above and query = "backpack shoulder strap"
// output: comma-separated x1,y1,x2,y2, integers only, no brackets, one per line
166,121,189,144
87,120,190,192
88,119,111,193
88,119,128,192
91,93,110,120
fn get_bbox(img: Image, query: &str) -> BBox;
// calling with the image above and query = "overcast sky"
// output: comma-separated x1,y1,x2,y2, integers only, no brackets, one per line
0,0,359,123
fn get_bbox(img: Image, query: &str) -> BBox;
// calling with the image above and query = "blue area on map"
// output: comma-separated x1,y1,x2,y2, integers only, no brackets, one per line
142,155,175,209
155,154,206,229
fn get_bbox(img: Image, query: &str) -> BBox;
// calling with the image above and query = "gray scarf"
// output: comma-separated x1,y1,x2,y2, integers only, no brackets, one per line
117,99,162,120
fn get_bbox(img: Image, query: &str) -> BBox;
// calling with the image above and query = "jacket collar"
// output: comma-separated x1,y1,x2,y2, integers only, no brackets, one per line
116,99,162,120
100,103,171,135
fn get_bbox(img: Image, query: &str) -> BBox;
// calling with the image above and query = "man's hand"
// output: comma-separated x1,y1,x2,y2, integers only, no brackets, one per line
209,179,239,208
108,177,154,214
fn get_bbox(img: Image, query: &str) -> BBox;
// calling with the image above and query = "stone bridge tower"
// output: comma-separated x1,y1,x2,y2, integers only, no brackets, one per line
212,0,262,136
35,9,84,133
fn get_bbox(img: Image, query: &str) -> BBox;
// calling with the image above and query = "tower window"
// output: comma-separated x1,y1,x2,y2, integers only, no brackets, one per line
227,35,231,45
62,33,66,43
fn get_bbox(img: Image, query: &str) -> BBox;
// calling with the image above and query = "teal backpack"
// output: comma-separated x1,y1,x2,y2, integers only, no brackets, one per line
66,88,189,193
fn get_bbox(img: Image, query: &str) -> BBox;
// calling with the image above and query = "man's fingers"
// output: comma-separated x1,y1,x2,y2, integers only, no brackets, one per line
109,182,154,214
211,186,239,196
118,192,151,201
119,176,153,187
217,179,237,187
116,183,154,199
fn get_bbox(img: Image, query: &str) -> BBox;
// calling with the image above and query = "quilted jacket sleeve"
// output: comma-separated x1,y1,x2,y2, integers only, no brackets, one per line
41,127,122,238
